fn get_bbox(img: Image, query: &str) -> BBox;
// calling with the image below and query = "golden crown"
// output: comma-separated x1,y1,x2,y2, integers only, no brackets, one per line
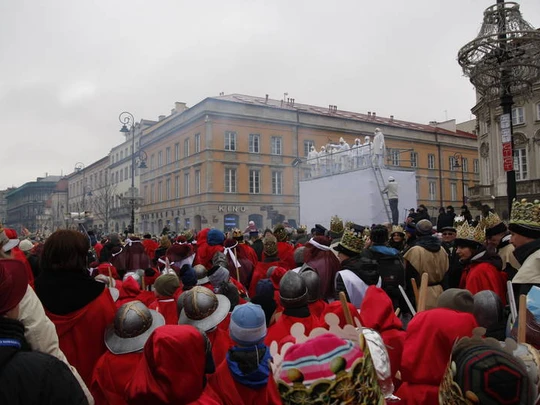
456,222,486,244
270,313,384,405
479,211,503,230
344,220,355,229
231,228,243,238
340,228,366,254
330,215,344,234
510,198,540,228
180,229,194,241
391,225,405,235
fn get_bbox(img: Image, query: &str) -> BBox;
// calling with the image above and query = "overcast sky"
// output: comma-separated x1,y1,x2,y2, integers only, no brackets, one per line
1,0,539,190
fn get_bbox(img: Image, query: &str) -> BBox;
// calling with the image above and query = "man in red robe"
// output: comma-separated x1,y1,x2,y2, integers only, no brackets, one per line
209,303,281,405
396,308,478,404
116,272,155,308
125,325,220,405
270,224,296,269
91,300,165,405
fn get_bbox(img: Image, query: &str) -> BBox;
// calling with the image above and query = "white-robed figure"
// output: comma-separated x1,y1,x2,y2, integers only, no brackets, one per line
318,145,329,175
307,145,319,176
329,137,351,171
361,135,372,167
351,138,362,168
372,128,385,168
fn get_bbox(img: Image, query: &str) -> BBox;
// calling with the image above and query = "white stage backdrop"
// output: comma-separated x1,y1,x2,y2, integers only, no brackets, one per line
299,168,417,228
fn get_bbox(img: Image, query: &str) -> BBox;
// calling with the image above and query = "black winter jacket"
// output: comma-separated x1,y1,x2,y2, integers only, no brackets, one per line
335,255,380,303
0,317,88,405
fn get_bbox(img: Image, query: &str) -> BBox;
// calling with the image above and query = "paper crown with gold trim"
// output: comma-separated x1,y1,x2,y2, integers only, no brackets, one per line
270,313,384,404
296,224,307,234
480,211,508,238
329,215,344,236
273,223,288,242
391,225,405,236
180,229,194,242
231,228,244,239
439,328,536,404
334,228,366,256
455,222,485,247
508,198,540,239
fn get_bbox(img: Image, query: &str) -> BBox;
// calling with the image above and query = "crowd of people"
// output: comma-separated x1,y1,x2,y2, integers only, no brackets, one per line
0,198,539,404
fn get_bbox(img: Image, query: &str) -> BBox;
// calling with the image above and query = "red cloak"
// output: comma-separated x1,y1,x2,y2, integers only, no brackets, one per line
149,298,178,325
360,286,406,384
208,356,281,405
308,299,328,320
116,276,155,309
396,308,477,405
142,238,159,261
125,325,221,405
275,241,296,269
46,289,116,386
91,351,142,405
265,312,321,348
96,262,120,279
460,261,507,305
208,326,234,367
249,260,280,297
320,301,362,328
10,247,34,288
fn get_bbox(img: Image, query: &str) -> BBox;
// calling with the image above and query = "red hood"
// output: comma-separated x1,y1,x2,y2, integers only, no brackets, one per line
360,286,402,332
126,325,207,404
197,228,210,246
120,276,141,298
400,308,477,385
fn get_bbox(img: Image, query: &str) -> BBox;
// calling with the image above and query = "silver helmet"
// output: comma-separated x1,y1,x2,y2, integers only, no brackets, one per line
473,290,503,329
300,270,321,303
279,271,308,309
212,251,228,268
194,264,209,285
178,286,230,332
105,300,165,355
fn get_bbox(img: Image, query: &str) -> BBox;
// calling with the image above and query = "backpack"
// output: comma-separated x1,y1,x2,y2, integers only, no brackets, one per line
364,248,405,310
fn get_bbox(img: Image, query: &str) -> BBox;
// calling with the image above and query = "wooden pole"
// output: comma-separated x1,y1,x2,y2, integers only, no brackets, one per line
233,247,241,283
417,273,429,312
411,278,419,304
507,280,517,323
339,291,354,326
518,294,527,344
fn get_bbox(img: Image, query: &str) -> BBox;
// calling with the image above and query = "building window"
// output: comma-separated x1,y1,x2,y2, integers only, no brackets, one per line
125,167,129,180
537,103,540,121
449,156,458,171
249,170,260,194
428,154,435,169
120,170,123,182
157,182,162,202
166,147,171,164
225,131,237,151
514,147,528,180
184,138,190,157
166,178,171,200
225,168,237,193
410,152,418,168
175,143,180,161
184,173,190,196
157,151,163,167
271,136,282,155
512,107,525,125
175,176,180,198
194,133,201,153
450,183,457,201
416,180,420,200
429,181,436,201
272,171,283,195
462,158,469,173
150,184,155,204
390,149,400,166
473,159,479,173
303,140,315,157
150,154,155,169
195,170,201,194
120,151,123,160
249,134,260,153
224,214,239,232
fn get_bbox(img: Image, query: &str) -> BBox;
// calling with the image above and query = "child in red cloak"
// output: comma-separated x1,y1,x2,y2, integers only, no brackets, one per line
209,303,281,405
395,308,478,404
359,286,405,387
34,229,117,387
148,273,180,325
91,301,165,405
125,325,220,405
116,272,155,309
270,224,296,270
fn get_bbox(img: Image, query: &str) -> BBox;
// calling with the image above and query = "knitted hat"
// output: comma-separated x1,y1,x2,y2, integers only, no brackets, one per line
437,289,474,314
263,234,278,257
416,219,434,236
255,278,274,298
229,303,267,346
508,198,540,239
0,259,29,315
207,229,225,246
273,224,288,242
180,265,197,289
154,274,180,297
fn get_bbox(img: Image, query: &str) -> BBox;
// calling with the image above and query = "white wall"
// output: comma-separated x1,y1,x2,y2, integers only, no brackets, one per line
299,168,417,228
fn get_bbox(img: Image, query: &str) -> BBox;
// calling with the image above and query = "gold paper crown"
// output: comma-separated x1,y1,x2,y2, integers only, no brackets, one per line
270,313,384,405
456,222,485,244
479,211,503,230
231,228,243,238
180,229,194,241
344,220,355,229
363,227,371,237
330,215,344,234
510,198,540,228
340,228,365,254
297,224,307,234
391,225,405,235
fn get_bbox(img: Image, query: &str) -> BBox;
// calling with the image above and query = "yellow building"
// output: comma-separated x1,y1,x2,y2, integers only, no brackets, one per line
139,94,478,233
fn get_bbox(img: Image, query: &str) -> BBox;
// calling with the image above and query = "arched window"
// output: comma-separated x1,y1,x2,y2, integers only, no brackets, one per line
224,214,239,232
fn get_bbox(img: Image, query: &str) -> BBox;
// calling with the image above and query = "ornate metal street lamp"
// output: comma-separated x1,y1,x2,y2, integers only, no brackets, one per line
452,152,466,206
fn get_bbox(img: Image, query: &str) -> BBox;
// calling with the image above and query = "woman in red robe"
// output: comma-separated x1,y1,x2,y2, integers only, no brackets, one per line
395,308,478,404
34,230,117,387
125,325,220,405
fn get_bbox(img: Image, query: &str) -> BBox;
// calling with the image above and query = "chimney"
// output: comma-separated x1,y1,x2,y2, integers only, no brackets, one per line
372,112,376,118
368,111,371,117
290,98,295,106
390,115,394,121
265,94,269,103
175,102,187,113
158,115,166,121
429,121,438,126
329,105,333,112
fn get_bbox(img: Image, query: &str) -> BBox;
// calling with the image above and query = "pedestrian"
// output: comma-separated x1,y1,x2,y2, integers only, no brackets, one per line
383,176,399,225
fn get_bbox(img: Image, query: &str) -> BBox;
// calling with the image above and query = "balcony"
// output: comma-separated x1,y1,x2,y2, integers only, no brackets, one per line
467,185,494,203
111,206,130,217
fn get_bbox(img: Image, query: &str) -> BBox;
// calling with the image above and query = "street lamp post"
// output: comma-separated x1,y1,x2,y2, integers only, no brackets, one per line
458,1,540,215
74,162,86,212
119,111,136,234
453,153,466,206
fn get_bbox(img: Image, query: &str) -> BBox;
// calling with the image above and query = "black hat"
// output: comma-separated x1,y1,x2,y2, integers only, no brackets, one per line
440,226,457,233
485,222,507,238
311,224,327,236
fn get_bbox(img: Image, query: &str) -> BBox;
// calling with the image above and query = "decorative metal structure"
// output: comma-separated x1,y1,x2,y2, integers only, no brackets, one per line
457,1,540,214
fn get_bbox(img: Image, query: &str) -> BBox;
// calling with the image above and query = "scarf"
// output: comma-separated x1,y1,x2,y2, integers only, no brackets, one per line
226,344,272,389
